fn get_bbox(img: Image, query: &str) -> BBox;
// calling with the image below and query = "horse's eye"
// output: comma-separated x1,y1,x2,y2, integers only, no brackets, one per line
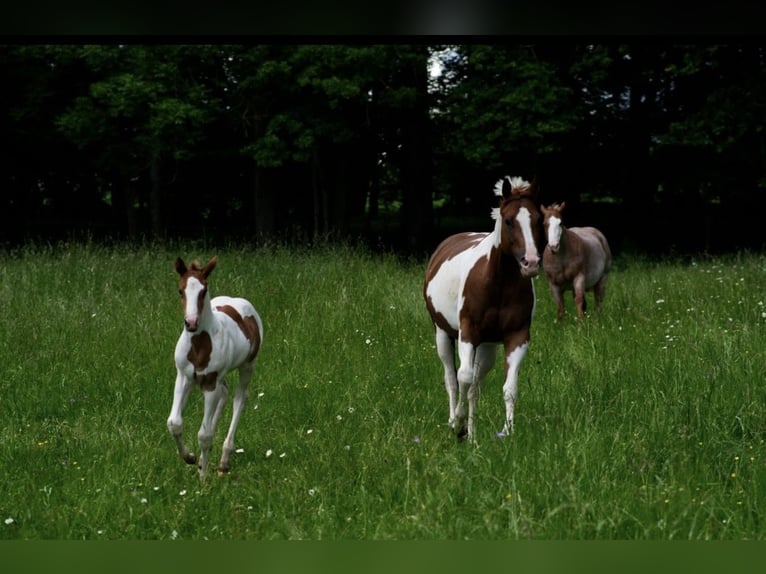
504,218,514,228
178,289,183,297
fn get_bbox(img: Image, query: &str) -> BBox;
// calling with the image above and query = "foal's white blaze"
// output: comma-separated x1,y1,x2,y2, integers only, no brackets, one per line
182,276,207,331
547,215,563,252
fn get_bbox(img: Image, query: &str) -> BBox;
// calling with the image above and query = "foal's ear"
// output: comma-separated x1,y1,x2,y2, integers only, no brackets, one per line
202,256,218,278
175,257,187,276
558,201,566,212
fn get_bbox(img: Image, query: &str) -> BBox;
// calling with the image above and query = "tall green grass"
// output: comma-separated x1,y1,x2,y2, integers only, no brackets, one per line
0,242,765,539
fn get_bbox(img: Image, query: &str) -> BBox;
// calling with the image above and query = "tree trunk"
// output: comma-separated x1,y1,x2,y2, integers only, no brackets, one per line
400,46,434,252
149,156,162,238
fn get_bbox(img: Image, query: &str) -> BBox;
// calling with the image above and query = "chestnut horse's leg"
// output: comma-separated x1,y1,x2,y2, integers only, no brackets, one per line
167,371,197,466
435,327,458,429
594,275,608,313
548,281,565,320
218,364,253,473
573,275,587,320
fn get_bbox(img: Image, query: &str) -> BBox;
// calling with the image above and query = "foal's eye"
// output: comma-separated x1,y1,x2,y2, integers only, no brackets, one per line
178,289,184,297
504,218,514,228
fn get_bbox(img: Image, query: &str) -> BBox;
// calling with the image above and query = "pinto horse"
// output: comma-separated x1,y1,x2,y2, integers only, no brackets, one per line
168,256,263,479
541,202,612,320
424,176,543,441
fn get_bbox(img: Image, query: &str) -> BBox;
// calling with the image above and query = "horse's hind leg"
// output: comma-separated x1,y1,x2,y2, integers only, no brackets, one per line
218,364,253,473
594,275,608,313
435,327,458,428
197,381,228,479
573,275,587,320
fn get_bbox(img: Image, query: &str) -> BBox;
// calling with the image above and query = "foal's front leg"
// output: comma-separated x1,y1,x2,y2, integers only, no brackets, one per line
167,371,197,465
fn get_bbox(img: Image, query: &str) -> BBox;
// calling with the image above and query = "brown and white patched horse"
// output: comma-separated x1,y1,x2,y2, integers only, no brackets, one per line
168,256,263,479
424,176,543,441
541,202,612,320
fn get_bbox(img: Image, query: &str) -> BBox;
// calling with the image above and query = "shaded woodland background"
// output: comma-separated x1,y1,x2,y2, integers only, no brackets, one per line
2,43,765,255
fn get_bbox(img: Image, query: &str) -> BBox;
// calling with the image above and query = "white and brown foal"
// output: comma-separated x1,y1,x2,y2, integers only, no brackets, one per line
168,256,263,479
541,202,612,320
424,176,543,441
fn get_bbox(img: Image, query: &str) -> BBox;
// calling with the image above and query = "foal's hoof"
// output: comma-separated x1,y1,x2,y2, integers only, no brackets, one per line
455,426,469,442
216,465,230,476
184,453,197,465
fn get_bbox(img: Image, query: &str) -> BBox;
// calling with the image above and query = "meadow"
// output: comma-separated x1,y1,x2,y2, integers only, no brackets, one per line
0,241,765,540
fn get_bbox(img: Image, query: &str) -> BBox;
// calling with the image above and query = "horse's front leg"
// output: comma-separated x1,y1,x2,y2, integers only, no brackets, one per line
167,371,197,465
435,327,458,428
455,338,476,440
197,381,228,480
548,281,565,320
456,339,496,442
500,335,530,436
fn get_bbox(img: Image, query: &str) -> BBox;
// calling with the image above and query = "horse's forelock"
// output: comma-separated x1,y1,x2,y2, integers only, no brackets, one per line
494,175,532,197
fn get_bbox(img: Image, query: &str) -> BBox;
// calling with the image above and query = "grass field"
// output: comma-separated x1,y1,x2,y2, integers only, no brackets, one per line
0,241,765,540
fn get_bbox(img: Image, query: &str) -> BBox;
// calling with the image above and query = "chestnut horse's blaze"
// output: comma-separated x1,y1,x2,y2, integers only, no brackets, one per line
424,176,543,441
168,256,263,479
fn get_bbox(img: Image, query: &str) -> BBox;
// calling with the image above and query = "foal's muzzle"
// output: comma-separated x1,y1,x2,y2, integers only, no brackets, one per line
184,317,199,332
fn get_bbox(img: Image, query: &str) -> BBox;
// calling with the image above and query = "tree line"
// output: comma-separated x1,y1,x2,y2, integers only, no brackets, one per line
2,43,765,254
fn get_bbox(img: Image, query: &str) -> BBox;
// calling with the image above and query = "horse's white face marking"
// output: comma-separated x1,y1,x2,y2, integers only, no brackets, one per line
182,276,207,332
516,206,539,268
546,215,562,252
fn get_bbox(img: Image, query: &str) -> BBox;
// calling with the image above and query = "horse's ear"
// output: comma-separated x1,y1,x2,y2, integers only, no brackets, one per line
501,176,513,200
175,257,187,276
202,256,218,278
559,201,566,212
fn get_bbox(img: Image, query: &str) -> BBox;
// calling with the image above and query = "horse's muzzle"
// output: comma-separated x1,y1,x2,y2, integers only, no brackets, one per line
519,255,540,278
184,318,199,332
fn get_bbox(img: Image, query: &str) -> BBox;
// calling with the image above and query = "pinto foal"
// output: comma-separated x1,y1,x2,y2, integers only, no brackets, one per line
424,176,543,441
541,202,612,320
168,256,263,479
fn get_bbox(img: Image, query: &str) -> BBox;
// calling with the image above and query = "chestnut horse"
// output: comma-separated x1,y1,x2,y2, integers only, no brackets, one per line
424,176,543,441
168,256,263,479
541,202,612,320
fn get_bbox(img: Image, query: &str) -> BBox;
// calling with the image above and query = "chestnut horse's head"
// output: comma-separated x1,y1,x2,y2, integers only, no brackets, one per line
493,176,543,278
541,202,566,254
